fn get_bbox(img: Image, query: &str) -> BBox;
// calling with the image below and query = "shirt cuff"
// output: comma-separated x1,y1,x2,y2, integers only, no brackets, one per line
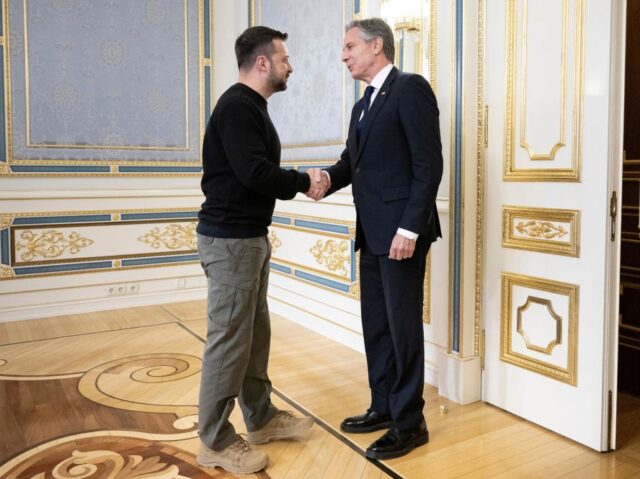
397,228,418,240
322,170,331,181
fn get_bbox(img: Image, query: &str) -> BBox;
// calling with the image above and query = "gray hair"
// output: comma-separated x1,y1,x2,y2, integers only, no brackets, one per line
345,18,395,64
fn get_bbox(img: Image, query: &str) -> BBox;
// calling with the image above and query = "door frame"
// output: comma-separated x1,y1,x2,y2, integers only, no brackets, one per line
605,0,627,452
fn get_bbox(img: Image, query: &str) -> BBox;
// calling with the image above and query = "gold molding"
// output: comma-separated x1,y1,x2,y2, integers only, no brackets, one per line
516,221,568,239
423,250,432,324
280,157,340,166
272,222,350,241
0,214,13,228
268,230,282,255
271,256,350,284
4,208,197,218
519,0,568,161
394,20,420,31
3,0,13,170
502,205,580,257
271,212,359,300
516,295,563,355
0,265,14,278
349,260,361,298
10,221,197,267
271,261,358,300
429,0,437,93
2,0,204,176
273,211,355,228
1,209,200,277
23,0,190,151
503,0,583,181
15,229,94,262
137,223,196,251
394,20,422,74
501,272,579,386
309,239,351,277
475,0,485,355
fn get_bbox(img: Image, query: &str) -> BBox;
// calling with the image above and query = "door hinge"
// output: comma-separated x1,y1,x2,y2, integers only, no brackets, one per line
480,329,486,371
607,390,613,451
484,105,489,148
610,191,617,242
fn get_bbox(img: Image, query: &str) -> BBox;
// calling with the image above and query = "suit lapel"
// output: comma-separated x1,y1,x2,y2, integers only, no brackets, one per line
355,67,399,164
348,103,360,160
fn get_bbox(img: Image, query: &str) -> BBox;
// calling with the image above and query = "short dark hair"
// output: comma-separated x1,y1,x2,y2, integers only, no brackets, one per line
235,26,288,70
345,18,395,64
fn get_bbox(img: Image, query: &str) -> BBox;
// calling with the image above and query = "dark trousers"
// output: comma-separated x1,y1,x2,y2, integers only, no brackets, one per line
359,236,429,431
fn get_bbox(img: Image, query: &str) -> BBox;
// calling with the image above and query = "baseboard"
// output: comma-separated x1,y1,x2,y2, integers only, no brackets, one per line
437,353,482,405
0,275,207,322
269,291,440,389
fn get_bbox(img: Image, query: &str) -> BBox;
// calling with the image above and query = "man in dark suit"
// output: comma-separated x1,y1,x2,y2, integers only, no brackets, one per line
319,17,443,460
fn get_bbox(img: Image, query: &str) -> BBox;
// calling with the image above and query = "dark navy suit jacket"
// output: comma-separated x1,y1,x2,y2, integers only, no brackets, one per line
326,67,443,255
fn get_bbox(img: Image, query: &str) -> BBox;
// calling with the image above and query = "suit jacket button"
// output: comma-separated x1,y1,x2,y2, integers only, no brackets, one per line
355,167,360,174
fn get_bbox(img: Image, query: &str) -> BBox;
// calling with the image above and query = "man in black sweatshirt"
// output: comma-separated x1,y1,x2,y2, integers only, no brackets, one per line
196,27,328,474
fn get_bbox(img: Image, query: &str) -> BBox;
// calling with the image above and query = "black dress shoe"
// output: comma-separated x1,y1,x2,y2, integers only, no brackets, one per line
340,410,393,433
365,421,429,460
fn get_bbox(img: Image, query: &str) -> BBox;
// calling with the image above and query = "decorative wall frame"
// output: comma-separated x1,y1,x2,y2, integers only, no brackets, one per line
501,272,579,386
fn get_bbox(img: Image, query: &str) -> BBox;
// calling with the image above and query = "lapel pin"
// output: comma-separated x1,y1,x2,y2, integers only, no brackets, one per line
381,91,386,95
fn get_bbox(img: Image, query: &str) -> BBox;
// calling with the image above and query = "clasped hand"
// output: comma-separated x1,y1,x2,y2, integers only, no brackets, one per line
305,168,330,201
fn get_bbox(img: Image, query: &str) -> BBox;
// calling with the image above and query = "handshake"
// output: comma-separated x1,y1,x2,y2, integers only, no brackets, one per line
305,168,331,201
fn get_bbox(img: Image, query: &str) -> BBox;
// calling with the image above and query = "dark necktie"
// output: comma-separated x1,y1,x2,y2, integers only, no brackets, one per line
356,85,375,141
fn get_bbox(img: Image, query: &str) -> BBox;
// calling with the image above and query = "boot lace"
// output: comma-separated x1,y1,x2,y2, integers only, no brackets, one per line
275,410,295,423
231,434,251,452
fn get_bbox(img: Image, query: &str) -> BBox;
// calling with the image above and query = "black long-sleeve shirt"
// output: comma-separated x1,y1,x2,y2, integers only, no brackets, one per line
197,83,310,238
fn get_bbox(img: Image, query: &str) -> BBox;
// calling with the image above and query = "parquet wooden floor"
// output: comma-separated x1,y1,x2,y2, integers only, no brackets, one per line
0,300,639,478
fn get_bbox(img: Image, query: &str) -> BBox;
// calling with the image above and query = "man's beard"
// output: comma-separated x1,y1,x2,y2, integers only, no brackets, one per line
269,71,288,92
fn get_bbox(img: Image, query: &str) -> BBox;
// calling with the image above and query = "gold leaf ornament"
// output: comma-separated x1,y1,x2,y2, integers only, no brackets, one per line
515,220,568,240
309,239,350,276
16,230,94,262
138,223,196,250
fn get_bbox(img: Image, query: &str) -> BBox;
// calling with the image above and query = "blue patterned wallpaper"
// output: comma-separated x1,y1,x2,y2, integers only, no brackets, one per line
259,0,353,148
2,0,209,175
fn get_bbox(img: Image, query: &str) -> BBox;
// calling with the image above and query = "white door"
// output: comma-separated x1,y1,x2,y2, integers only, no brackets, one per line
482,0,623,450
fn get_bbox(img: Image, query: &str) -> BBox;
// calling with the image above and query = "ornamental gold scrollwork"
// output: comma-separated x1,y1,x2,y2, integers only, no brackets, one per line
15,230,94,262
515,220,568,240
138,223,196,250
268,230,282,254
0,163,8,175
0,215,13,228
0,266,15,279
42,449,189,479
309,239,350,277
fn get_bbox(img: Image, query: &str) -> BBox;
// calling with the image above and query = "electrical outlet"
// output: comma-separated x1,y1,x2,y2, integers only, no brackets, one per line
106,283,140,296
